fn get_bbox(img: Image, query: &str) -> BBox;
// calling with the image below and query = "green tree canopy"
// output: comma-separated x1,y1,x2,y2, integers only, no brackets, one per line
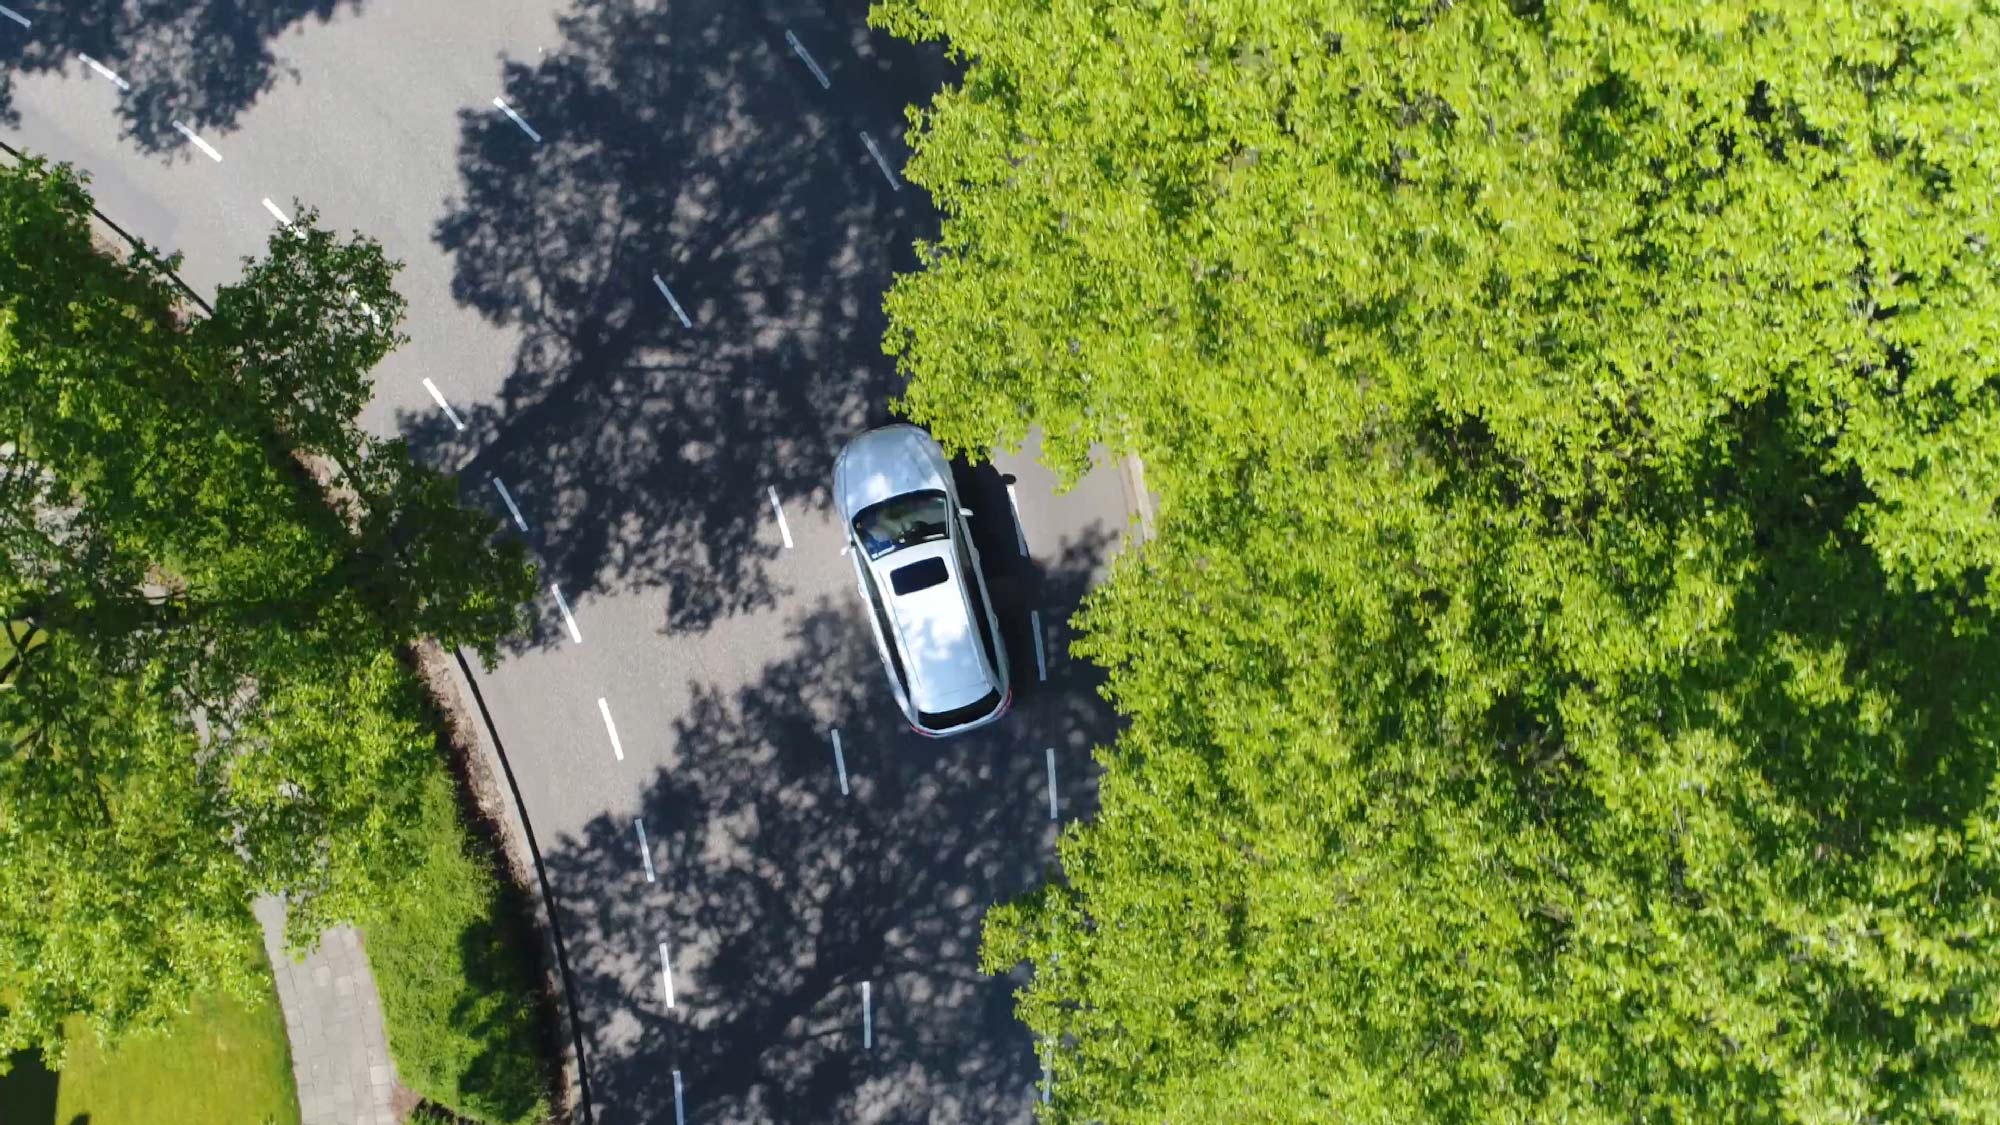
0,155,533,1060
875,0,2000,1118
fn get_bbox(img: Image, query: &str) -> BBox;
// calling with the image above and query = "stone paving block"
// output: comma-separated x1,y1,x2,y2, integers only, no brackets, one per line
256,896,403,1125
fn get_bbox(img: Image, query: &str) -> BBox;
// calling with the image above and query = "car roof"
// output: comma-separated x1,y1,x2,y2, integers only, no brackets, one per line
835,425,949,520
869,539,993,713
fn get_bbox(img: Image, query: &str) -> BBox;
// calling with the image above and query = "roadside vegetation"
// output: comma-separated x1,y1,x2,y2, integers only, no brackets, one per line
879,0,2000,1119
365,761,552,1125
0,154,549,1122
0,938,296,1125
37,944,298,1125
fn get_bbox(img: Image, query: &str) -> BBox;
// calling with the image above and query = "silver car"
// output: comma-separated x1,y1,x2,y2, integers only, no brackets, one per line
833,424,1011,737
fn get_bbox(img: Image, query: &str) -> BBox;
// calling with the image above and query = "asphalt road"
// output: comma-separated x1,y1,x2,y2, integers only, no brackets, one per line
2,2,1135,1121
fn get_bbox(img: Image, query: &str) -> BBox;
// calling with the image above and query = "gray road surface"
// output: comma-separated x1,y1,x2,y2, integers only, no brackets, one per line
3,2,1134,1121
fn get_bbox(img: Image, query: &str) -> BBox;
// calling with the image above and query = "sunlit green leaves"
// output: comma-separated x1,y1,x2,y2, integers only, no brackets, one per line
884,0,2000,1119
0,155,533,1058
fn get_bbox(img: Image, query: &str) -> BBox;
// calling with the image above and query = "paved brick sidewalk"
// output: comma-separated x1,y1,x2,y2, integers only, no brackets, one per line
254,895,404,1125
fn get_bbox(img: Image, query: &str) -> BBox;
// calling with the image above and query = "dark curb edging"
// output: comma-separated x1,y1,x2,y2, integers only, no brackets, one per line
432,643,597,1125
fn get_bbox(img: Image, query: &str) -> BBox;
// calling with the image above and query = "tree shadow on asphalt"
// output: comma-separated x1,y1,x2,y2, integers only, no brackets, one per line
537,524,1118,1124
0,0,357,154
406,0,953,647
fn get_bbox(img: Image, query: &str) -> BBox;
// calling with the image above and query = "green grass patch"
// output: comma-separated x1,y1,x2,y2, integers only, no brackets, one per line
364,763,552,1125
1,950,300,1125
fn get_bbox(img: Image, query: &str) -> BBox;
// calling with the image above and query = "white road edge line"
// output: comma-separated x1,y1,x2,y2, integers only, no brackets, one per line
492,96,543,143
492,477,529,532
658,941,676,1008
420,377,467,431
1031,609,1047,682
551,582,583,644
171,121,221,162
651,272,693,328
1046,746,1059,821
672,1070,686,1125
831,729,849,796
599,698,626,762
1006,483,1030,556
862,980,873,1049
77,53,129,91
635,818,656,883
261,196,293,227
767,486,794,549
859,131,902,191
0,5,30,29
784,29,831,90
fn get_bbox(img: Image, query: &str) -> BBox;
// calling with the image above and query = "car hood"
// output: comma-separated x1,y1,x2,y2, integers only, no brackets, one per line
835,424,950,520
872,541,991,713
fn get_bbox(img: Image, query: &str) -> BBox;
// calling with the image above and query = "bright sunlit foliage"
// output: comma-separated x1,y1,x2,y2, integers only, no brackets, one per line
878,1,2000,1119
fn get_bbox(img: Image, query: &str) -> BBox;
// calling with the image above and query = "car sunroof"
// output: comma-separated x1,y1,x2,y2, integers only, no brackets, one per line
890,556,949,596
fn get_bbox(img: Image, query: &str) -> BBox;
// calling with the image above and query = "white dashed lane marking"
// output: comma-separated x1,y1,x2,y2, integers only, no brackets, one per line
658,941,677,1008
171,121,221,162
346,288,380,326
651,272,693,329
767,486,794,549
634,818,656,883
861,980,873,1049
784,29,831,90
492,97,543,143
830,729,849,796
0,5,30,30
420,378,466,431
491,477,529,532
859,131,901,192
1046,746,1059,821
1031,609,1047,682
261,197,293,227
1006,483,1030,556
598,697,626,762
551,583,582,644
77,54,128,91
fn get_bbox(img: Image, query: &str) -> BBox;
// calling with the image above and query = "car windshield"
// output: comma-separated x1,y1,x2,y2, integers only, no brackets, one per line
919,688,1004,732
853,490,949,560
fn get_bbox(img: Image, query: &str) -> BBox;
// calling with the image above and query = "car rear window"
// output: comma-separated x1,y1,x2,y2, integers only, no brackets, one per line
919,688,1004,732
890,557,949,596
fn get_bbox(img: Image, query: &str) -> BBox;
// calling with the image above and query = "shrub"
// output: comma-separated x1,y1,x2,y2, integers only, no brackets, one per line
364,766,552,1125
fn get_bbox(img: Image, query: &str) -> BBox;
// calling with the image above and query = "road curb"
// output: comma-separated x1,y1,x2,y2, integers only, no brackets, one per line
427,642,595,1125
0,139,214,316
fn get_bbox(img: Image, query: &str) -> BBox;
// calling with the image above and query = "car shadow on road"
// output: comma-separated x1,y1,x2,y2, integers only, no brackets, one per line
538,527,1119,1124
0,0,358,154
404,0,950,649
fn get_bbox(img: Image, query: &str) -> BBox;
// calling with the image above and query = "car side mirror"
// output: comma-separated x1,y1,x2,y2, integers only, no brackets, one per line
960,507,974,518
